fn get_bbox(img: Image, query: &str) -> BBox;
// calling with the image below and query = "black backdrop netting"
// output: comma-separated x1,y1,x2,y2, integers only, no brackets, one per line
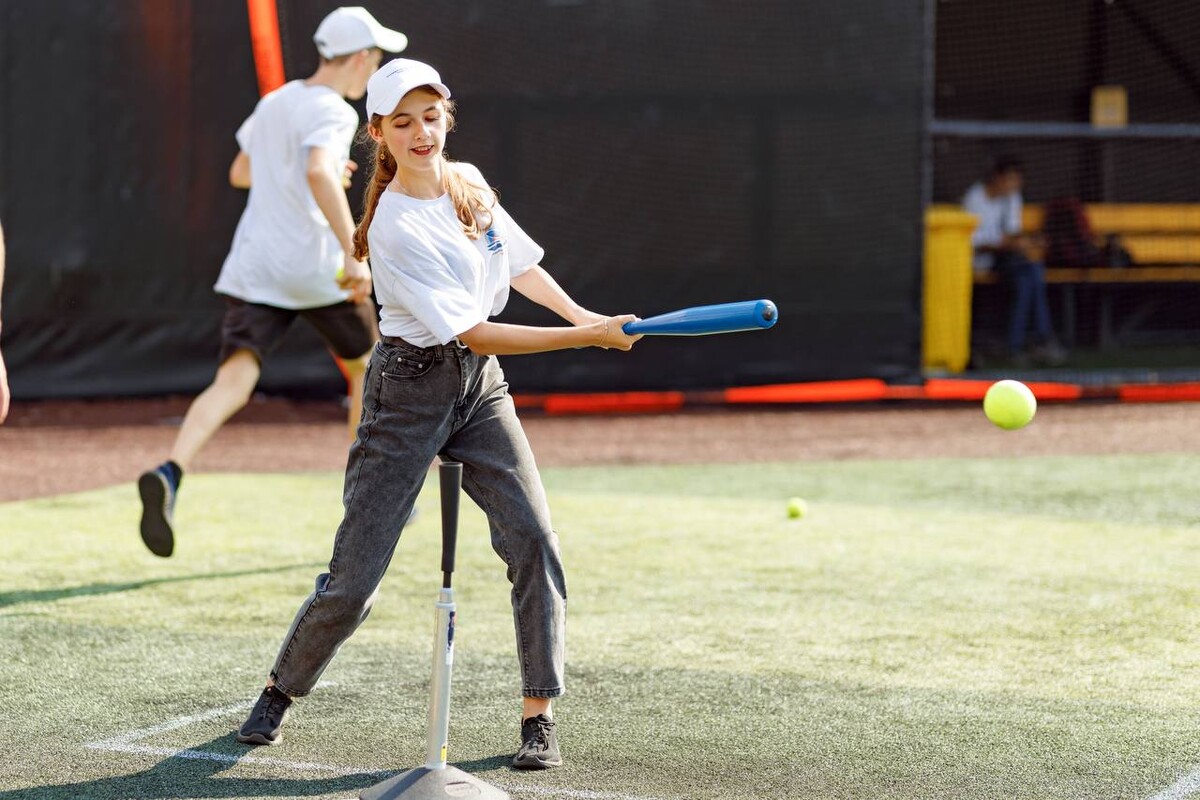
935,0,1200,201
0,0,925,399
933,0,1200,353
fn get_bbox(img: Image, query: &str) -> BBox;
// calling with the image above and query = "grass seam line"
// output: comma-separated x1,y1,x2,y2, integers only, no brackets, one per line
1146,767,1200,800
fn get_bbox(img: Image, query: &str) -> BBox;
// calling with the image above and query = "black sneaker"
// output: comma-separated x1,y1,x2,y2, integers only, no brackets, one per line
138,464,178,557
512,714,561,769
237,686,293,746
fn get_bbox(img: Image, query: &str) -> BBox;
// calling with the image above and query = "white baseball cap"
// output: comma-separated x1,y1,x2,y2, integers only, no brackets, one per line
366,58,451,118
313,7,408,59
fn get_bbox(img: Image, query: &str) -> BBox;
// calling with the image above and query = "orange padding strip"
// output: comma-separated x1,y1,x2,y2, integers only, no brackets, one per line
543,391,686,415
247,0,286,96
1119,382,1200,403
881,385,927,400
922,379,1083,401
508,378,1197,415
723,379,888,404
513,394,547,410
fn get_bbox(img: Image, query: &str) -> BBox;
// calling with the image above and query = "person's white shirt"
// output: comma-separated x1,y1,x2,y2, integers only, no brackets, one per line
962,181,1023,271
368,163,544,346
214,81,358,309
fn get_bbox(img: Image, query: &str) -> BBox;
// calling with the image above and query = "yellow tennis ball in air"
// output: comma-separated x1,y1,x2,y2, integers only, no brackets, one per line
983,379,1037,430
786,497,808,519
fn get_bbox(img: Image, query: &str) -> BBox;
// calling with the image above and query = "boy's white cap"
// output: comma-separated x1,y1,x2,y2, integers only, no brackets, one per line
313,7,408,59
366,58,451,118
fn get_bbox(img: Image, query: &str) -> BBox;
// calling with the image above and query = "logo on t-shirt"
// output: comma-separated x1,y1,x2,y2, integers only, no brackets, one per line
484,227,505,253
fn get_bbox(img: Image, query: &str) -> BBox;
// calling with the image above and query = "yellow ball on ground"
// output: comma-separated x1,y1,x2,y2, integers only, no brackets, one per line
786,497,807,519
983,379,1037,430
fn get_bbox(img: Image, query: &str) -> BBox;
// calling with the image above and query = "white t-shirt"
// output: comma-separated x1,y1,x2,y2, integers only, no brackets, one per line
962,181,1023,271
214,81,358,309
368,163,545,346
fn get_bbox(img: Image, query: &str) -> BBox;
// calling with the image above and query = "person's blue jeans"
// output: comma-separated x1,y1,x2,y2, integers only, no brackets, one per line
269,337,567,699
994,252,1054,352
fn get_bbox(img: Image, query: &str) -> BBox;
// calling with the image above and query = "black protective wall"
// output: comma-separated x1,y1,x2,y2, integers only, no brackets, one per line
1,0,927,398
933,0,1200,204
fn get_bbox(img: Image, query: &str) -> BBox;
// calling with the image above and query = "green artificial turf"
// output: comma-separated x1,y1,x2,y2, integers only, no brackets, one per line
1,454,1198,799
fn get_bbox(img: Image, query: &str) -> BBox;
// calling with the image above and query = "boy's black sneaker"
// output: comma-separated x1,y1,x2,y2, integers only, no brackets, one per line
237,686,293,746
138,463,179,557
512,714,561,769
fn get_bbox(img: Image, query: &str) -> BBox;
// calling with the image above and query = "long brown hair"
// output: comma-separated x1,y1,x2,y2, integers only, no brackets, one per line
352,93,494,261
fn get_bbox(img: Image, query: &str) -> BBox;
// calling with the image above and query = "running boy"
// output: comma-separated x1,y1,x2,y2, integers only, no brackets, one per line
138,7,408,557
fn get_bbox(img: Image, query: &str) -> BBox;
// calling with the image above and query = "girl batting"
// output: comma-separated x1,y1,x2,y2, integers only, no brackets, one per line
237,58,641,769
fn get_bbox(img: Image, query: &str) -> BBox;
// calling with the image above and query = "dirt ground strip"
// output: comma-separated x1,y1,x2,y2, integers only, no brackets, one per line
1,397,1198,502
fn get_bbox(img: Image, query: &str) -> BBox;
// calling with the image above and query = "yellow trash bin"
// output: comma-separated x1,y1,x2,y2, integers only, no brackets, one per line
922,206,978,373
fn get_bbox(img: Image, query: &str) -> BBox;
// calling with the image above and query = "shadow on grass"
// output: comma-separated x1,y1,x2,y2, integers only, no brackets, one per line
451,754,514,772
0,733,519,800
0,564,323,609
0,733,385,799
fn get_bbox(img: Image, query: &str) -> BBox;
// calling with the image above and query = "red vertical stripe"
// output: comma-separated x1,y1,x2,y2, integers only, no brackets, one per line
245,1,353,387
246,0,286,96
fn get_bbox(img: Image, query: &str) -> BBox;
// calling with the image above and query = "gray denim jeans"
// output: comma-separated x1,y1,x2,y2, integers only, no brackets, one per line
270,337,566,699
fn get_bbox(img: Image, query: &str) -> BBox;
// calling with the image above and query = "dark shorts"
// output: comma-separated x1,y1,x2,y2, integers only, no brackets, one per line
218,295,378,365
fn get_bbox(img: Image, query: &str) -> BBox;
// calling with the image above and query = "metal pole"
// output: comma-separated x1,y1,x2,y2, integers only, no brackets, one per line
424,588,455,769
425,461,462,769
359,461,508,799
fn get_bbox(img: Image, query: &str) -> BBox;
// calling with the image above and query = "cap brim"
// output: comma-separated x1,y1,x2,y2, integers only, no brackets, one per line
368,81,451,118
373,28,408,53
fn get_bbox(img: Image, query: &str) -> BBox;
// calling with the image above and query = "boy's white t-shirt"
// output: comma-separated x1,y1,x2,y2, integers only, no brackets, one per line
368,163,545,346
214,81,358,309
962,181,1023,271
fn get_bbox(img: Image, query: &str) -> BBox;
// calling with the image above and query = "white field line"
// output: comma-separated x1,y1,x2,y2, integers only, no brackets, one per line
86,739,377,775
86,699,253,748
84,682,374,774
1147,767,1200,800
85,684,665,799
89,681,337,748
505,789,666,800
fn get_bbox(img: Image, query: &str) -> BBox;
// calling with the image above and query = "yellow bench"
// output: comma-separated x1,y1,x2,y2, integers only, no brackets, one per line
973,203,1200,284
972,203,1200,349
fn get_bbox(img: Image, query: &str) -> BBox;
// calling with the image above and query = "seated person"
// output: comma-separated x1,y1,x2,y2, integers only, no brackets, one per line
963,155,1067,365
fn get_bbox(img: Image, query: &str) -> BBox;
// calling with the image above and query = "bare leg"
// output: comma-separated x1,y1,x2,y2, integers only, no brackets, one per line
343,351,371,442
170,349,261,471
523,697,552,719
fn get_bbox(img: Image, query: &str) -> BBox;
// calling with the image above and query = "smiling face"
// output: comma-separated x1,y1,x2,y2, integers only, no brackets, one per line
370,87,449,177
